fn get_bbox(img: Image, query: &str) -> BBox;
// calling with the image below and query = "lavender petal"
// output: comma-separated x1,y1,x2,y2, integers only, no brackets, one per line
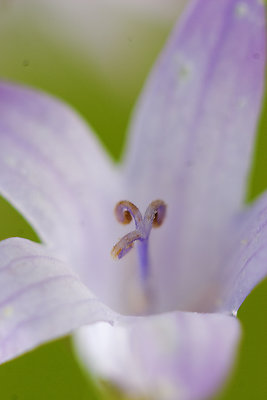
123,0,266,311
75,311,240,400
0,237,117,364
0,82,123,308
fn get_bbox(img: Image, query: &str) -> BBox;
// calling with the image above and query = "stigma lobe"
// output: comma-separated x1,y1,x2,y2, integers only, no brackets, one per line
111,200,167,263
145,200,167,228
115,200,142,226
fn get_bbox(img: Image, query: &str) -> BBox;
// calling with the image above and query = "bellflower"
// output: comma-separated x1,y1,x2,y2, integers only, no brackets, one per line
0,0,265,399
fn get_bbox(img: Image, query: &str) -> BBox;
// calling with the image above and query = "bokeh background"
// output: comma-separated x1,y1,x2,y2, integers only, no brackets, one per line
0,1,266,399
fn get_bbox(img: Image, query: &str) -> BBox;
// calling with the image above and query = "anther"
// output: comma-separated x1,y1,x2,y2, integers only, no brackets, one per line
111,200,166,281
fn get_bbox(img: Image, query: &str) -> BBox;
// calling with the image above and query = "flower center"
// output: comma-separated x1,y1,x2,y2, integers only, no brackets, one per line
111,200,166,281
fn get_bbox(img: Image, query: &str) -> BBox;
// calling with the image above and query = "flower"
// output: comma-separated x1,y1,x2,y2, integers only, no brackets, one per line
0,0,265,399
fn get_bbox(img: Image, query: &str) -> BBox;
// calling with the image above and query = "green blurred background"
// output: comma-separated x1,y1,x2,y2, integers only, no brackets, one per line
0,1,266,399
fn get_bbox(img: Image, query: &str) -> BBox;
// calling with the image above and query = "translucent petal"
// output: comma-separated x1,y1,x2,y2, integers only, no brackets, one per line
122,0,266,311
0,237,117,364
0,82,123,308
75,311,240,400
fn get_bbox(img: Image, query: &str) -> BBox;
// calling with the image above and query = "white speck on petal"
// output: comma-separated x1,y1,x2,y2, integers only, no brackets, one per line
179,63,192,82
2,306,14,319
238,97,248,110
4,155,17,168
232,310,238,317
235,2,249,17
175,54,194,84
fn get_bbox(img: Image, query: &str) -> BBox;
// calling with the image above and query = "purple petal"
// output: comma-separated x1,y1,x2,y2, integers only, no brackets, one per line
0,82,123,308
218,192,267,314
75,311,240,400
0,237,117,364
122,0,266,311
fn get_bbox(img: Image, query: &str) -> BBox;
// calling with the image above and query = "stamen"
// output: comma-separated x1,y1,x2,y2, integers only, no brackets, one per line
111,200,166,281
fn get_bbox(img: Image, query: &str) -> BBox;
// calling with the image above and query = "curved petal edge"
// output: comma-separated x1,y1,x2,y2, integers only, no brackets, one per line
0,237,117,364
74,311,241,400
122,0,266,312
218,191,267,314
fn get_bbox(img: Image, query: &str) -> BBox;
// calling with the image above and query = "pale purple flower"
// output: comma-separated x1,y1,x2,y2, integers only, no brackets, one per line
0,0,265,399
